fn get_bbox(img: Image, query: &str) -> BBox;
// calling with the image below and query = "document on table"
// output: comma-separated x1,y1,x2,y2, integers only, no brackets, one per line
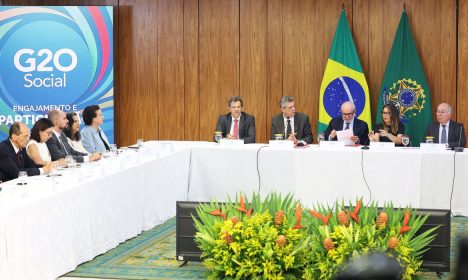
336,129,354,146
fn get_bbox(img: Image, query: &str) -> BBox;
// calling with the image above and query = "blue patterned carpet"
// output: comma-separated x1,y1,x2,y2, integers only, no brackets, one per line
65,216,468,279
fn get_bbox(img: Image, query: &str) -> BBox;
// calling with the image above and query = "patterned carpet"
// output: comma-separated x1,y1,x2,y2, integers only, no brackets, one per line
66,216,468,280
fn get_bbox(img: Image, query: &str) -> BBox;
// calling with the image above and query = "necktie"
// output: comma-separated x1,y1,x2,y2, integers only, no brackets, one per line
345,122,350,130
441,125,447,144
58,134,69,155
17,150,23,168
233,119,239,139
99,129,110,151
286,118,292,138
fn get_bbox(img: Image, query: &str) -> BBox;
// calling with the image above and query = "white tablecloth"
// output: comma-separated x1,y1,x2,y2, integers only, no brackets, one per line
1,141,467,280
188,145,466,213
0,146,191,280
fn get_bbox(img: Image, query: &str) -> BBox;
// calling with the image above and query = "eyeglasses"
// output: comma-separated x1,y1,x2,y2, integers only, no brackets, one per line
342,112,354,117
42,130,53,136
381,111,391,116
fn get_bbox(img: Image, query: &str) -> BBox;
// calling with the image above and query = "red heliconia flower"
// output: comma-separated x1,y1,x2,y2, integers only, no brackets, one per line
246,207,253,217
323,212,332,226
400,210,411,234
209,209,227,220
293,203,304,229
308,209,331,226
350,200,362,223
236,195,247,213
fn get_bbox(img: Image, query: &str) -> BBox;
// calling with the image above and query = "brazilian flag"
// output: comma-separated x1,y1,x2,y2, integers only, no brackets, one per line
318,9,371,133
377,10,432,146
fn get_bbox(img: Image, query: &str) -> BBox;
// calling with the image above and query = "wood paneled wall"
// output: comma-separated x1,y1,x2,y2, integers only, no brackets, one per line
2,0,466,146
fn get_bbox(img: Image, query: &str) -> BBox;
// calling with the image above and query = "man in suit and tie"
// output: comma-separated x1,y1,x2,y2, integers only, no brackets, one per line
0,122,51,182
214,96,256,144
323,101,369,145
46,109,101,163
424,103,466,148
270,96,313,145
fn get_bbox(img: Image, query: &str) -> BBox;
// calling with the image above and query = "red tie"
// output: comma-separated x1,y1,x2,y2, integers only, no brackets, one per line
233,119,239,139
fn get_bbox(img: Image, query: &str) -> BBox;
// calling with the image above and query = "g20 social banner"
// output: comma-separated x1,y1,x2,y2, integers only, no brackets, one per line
0,6,114,142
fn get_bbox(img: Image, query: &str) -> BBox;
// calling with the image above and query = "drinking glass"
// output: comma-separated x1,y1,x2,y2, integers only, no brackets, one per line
402,135,410,148
214,132,223,143
109,144,118,155
317,133,325,143
274,134,284,141
425,136,434,144
137,139,144,148
65,155,74,167
18,171,27,185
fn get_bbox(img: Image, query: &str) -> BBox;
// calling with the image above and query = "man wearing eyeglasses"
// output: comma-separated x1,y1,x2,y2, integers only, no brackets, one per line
424,103,466,148
0,122,51,182
270,96,313,145
323,101,369,145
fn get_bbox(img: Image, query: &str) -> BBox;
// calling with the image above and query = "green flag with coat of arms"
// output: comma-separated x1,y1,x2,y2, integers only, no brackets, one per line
377,9,432,146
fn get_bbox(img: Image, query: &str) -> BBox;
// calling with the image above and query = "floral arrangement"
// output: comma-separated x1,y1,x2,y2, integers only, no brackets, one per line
194,193,438,280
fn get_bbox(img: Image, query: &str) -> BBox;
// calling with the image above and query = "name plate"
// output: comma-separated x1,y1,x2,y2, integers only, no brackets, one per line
369,142,395,151
420,143,448,152
319,140,345,150
268,140,294,149
219,139,244,147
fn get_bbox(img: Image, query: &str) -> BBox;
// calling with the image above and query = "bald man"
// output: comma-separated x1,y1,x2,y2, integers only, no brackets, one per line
0,122,51,182
424,103,466,148
323,101,369,145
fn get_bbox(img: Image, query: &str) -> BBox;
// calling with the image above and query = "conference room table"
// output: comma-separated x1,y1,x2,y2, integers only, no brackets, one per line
0,141,467,280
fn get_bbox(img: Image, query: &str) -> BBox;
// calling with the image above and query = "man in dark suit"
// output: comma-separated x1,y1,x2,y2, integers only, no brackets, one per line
0,122,51,182
46,109,101,163
424,103,466,148
270,96,313,145
214,96,256,144
323,101,369,145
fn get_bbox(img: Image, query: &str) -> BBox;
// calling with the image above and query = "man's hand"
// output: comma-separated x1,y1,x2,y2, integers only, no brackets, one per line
351,135,359,143
226,133,234,140
330,130,337,139
288,133,298,145
89,153,101,161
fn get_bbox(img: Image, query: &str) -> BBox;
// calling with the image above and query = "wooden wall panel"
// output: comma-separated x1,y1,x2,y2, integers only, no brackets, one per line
199,0,239,141
266,0,282,139
118,0,159,146
240,0,267,143
0,0,465,146
157,0,184,140
459,0,468,128
183,0,200,140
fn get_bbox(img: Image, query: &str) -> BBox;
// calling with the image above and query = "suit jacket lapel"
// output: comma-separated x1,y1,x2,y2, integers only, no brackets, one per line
238,113,245,137
434,123,440,143
7,140,21,168
294,115,299,135
226,114,232,135
448,122,455,142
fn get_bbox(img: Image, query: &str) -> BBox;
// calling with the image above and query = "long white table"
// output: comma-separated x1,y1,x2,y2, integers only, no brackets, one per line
1,141,467,280
188,144,467,215
0,143,192,280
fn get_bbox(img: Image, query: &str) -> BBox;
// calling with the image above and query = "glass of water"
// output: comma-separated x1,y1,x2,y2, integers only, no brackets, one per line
214,132,222,143
317,133,325,143
137,139,144,148
109,144,118,155
425,136,434,144
402,135,410,148
18,171,27,185
274,134,284,141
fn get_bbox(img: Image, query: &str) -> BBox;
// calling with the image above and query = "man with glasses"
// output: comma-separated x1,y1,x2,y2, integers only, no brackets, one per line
270,96,313,145
0,122,51,182
424,103,466,148
323,101,369,145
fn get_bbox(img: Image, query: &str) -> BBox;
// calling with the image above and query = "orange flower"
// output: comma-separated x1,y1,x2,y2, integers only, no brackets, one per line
350,200,362,223
308,209,331,226
293,203,304,229
400,210,411,234
246,207,253,217
209,209,227,220
236,194,246,213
